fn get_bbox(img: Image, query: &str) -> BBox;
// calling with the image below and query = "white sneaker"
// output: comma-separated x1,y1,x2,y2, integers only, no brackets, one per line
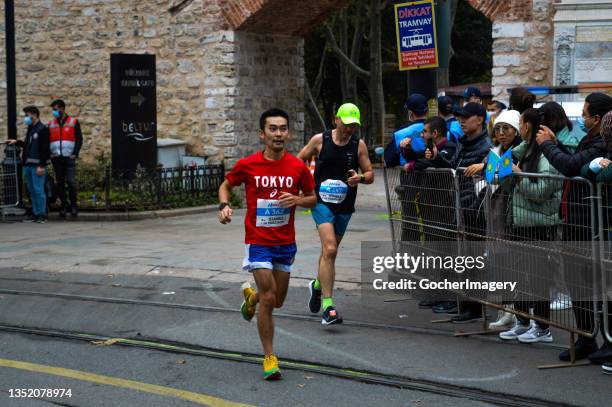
488,311,516,329
499,321,530,340
550,293,572,310
517,324,553,343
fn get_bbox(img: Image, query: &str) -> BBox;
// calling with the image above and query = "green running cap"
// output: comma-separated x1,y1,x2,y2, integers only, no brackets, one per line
336,103,361,126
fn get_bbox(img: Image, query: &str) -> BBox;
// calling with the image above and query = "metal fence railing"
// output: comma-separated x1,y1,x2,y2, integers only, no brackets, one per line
596,182,612,344
0,144,20,211
74,164,225,211
384,167,610,355
3,149,225,214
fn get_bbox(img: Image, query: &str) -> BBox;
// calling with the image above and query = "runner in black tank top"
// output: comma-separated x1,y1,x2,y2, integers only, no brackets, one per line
314,130,360,214
298,103,374,325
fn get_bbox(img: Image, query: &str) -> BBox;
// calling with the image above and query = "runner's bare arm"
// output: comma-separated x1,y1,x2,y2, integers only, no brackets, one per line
358,139,374,184
217,180,234,224
297,134,323,162
278,190,316,209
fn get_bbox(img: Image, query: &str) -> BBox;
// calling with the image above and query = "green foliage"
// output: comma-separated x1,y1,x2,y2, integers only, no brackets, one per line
305,0,493,142
449,1,493,85
72,160,220,212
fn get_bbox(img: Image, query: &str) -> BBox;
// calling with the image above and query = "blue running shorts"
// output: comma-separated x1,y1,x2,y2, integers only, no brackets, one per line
242,243,297,273
311,202,352,237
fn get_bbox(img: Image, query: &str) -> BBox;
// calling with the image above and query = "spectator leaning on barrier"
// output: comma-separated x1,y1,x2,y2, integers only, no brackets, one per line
508,87,536,114
433,102,492,170
401,116,456,172
537,92,612,363
428,102,492,321
49,99,83,219
494,108,563,343
384,93,428,168
539,102,581,153
7,106,50,223
384,94,428,243
438,95,462,143
463,110,522,233
410,116,458,310
580,110,612,367
461,110,522,328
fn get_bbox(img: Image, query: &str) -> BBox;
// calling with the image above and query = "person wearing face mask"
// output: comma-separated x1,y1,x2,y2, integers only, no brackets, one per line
48,99,83,218
580,111,612,370
7,106,50,223
537,93,612,363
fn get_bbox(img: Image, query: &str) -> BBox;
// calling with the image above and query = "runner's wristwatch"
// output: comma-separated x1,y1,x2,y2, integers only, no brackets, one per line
218,202,230,211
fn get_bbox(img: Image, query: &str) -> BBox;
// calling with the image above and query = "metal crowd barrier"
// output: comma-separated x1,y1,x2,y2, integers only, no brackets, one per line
383,166,604,345
596,182,612,344
0,143,20,212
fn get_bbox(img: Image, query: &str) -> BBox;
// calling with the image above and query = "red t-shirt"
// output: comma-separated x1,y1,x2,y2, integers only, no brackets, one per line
225,151,315,246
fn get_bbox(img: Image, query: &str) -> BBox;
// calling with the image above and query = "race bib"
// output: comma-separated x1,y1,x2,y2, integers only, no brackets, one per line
319,179,348,204
256,199,290,227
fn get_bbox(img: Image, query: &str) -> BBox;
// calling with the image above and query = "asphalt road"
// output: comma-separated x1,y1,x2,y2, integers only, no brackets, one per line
0,172,610,406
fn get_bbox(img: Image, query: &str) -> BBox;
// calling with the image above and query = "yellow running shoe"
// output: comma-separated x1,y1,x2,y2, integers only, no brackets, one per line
263,355,281,380
240,282,256,321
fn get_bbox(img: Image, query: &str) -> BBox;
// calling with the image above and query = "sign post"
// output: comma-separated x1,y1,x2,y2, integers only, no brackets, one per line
110,54,157,171
394,0,439,71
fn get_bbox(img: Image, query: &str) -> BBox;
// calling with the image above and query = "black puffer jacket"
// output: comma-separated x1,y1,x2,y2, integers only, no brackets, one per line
435,131,492,219
433,130,491,169
540,133,606,232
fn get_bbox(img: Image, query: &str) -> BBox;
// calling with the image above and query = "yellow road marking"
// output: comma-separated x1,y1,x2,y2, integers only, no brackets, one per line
0,358,252,407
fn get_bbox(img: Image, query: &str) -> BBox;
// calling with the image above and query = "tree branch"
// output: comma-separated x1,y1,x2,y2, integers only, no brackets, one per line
312,46,328,100
350,12,365,63
324,23,371,79
305,81,327,132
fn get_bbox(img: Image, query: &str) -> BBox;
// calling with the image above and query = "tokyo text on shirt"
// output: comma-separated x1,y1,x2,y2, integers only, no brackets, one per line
225,151,315,246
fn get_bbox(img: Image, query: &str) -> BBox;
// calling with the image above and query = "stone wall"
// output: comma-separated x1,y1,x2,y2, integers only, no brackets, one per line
231,32,304,166
489,0,556,100
0,0,305,167
0,0,223,162
553,0,612,91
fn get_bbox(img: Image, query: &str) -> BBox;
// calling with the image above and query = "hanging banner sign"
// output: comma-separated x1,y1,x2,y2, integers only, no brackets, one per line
394,0,439,70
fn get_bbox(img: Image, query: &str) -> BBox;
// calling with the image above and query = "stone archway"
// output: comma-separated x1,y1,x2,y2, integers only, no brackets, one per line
220,0,351,36
467,0,534,22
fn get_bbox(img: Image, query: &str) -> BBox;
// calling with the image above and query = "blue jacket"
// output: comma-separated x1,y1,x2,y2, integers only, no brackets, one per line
446,117,463,143
392,120,425,166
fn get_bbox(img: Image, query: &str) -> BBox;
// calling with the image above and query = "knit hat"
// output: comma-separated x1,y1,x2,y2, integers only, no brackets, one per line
494,110,521,134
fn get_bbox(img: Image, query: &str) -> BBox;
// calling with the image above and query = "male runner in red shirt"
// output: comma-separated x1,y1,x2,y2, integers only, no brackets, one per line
218,108,316,380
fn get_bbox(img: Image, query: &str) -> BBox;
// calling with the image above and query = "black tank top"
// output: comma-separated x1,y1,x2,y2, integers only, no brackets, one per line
314,130,360,213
